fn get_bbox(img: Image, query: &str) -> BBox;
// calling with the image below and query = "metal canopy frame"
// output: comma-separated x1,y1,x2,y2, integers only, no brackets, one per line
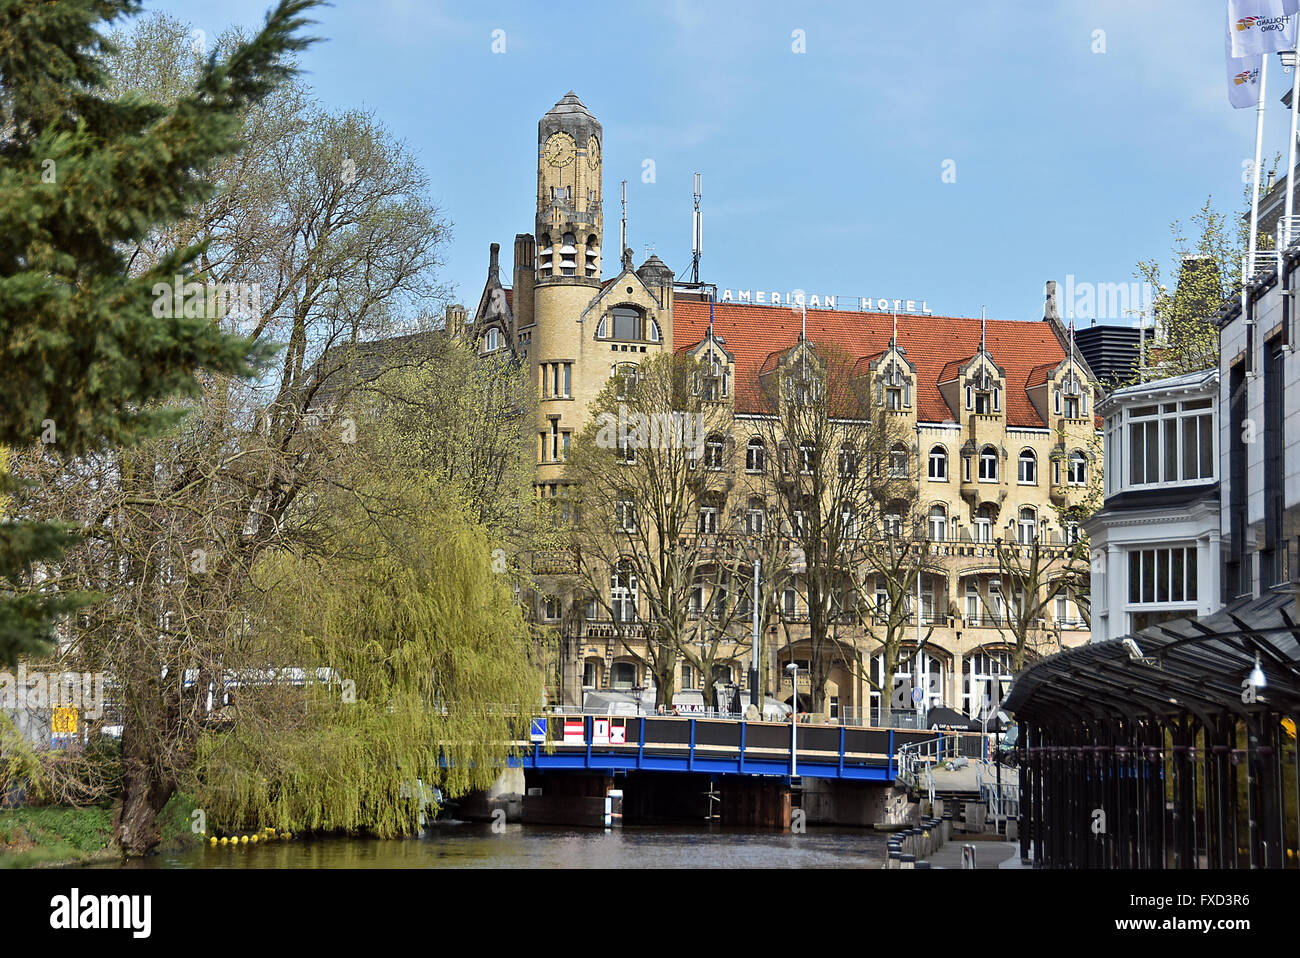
1005,591,1300,869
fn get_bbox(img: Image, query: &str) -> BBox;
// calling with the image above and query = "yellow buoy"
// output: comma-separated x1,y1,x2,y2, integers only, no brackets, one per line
240,835,249,844
220,837,228,846
209,837,217,846
250,834,258,843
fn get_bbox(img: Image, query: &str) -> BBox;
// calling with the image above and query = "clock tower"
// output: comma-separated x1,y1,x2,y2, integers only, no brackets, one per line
536,91,602,285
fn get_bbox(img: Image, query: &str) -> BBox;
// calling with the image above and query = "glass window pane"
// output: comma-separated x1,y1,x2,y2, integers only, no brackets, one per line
1142,550,1155,603
1171,549,1184,602
1187,548,1198,601
1163,419,1178,482
1157,549,1169,602
1182,416,1197,480
1129,551,1140,603
1130,425,1143,484
1199,415,1213,479
1144,423,1159,484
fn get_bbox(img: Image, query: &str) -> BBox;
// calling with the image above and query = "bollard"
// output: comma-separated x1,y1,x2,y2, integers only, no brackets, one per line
887,848,902,870
1006,817,1019,842
941,813,952,843
961,843,977,869
915,860,931,869
901,853,915,870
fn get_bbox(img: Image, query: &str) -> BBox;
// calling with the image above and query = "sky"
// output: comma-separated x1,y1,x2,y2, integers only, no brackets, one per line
145,0,1285,326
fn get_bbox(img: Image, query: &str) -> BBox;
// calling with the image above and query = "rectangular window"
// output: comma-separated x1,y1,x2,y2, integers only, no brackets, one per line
1162,418,1178,483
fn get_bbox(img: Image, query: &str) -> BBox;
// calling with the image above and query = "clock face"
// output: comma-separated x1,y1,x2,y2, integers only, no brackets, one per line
587,135,600,170
544,133,576,168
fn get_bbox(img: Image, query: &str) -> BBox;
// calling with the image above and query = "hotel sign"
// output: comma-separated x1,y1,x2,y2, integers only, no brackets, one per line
719,288,933,314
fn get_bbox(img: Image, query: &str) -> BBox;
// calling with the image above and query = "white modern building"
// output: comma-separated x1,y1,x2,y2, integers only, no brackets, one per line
1086,368,1221,643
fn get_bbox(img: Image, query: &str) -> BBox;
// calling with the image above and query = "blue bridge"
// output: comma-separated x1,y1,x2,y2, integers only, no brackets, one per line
511,714,936,783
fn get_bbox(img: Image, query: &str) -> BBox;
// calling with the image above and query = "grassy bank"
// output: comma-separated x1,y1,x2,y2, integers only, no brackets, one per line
0,806,116,867
0,794,203,867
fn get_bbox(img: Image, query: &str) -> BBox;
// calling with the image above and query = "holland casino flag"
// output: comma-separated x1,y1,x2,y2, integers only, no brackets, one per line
1228,17,1266,108
1229,0,1300,57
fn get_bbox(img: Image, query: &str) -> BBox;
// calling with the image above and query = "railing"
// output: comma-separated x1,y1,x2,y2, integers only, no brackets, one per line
1278,217,1300,253
1244,250,1278,284
896,731,990,790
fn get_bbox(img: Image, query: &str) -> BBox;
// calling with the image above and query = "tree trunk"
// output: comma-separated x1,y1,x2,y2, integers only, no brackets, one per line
115,729,174,858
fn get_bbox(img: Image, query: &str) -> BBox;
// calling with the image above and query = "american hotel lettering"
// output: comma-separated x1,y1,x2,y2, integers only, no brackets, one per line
718,288,933,314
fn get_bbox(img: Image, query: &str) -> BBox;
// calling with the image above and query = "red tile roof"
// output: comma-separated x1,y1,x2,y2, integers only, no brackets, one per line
673,301,1068,427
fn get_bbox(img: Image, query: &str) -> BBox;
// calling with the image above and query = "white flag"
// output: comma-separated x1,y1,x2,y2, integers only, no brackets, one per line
1228,23,1265,108
1229,0,1298,57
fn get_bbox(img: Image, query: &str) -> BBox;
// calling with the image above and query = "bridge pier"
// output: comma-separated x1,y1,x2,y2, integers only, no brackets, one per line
719,778,792,829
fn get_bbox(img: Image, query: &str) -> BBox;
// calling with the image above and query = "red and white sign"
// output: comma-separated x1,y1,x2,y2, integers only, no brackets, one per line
563,719,584,744
593,719,610,745
610,723,627,745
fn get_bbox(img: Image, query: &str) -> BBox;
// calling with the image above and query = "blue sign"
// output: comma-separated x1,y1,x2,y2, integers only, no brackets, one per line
529,718,547,743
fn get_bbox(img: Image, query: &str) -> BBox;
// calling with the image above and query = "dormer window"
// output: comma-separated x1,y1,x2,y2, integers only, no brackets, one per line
610,306,641,341
483,328,501,353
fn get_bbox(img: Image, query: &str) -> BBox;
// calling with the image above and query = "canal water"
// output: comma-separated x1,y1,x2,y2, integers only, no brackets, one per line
102,822,889,869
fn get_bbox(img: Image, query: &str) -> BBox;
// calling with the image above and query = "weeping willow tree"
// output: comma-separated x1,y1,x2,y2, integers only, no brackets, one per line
190,485,542,836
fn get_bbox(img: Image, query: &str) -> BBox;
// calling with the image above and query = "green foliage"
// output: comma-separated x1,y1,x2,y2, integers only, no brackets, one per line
0,806,115,867
190,491,541,837
1134,198,1239,382
0,0,321,665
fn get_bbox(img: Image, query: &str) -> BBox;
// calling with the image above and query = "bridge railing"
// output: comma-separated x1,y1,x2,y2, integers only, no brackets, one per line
516,713,938,781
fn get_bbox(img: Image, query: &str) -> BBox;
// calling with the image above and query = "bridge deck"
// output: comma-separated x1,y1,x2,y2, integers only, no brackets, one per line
511,715,936,782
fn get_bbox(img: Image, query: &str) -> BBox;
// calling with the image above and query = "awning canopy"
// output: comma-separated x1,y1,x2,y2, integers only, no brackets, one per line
1005,591,1300,727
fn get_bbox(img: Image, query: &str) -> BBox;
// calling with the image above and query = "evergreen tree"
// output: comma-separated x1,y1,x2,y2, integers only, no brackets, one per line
0,0,319,665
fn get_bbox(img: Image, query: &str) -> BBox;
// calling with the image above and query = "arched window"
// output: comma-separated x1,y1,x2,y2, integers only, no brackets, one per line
884,501,905,537
605,306,642,341
704,434,725,471
1018,506,1037,544
1017,449,1037,484
928,504,947,541
745,498,766,535
890,443,909,478
928,445,947,480
974,503,996,542
613,363,638,399
483,327,501,353
1068,450,1088,485
648,318,661,342
746,437,766,474
616,497,637,532
978,446,998,481
611,661,638,690
585,234,599,277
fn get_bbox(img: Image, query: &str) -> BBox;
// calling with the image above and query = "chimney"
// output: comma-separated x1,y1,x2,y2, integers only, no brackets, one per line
1043,280,1060,323
512,234,535,332
446,303,467,339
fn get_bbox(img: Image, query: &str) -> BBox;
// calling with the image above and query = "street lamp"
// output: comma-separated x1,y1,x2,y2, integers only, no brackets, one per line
786,661,800,777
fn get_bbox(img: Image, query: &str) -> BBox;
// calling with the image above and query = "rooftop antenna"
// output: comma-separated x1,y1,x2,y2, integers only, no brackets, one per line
980,305,987,354
690,172,702,284
891,312,898,350
620,180,628,259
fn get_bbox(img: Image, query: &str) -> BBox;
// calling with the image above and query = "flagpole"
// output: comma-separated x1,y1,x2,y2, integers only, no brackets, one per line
1287,30,1300,248
1250,55,1269,271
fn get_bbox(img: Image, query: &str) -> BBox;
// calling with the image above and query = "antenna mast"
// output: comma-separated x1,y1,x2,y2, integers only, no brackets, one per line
620,180,628,257
690,172,702,284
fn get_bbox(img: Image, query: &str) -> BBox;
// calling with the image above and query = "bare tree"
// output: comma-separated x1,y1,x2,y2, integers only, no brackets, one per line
750,341,917,713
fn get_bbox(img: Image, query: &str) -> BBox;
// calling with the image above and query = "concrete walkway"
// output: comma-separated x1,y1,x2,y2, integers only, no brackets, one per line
922,838,1029,869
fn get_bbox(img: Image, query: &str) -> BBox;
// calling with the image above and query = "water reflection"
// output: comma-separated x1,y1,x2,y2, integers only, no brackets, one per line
107,823,888,869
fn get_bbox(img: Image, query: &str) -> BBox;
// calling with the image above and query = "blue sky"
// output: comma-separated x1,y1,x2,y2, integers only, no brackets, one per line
148,0,1279,325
